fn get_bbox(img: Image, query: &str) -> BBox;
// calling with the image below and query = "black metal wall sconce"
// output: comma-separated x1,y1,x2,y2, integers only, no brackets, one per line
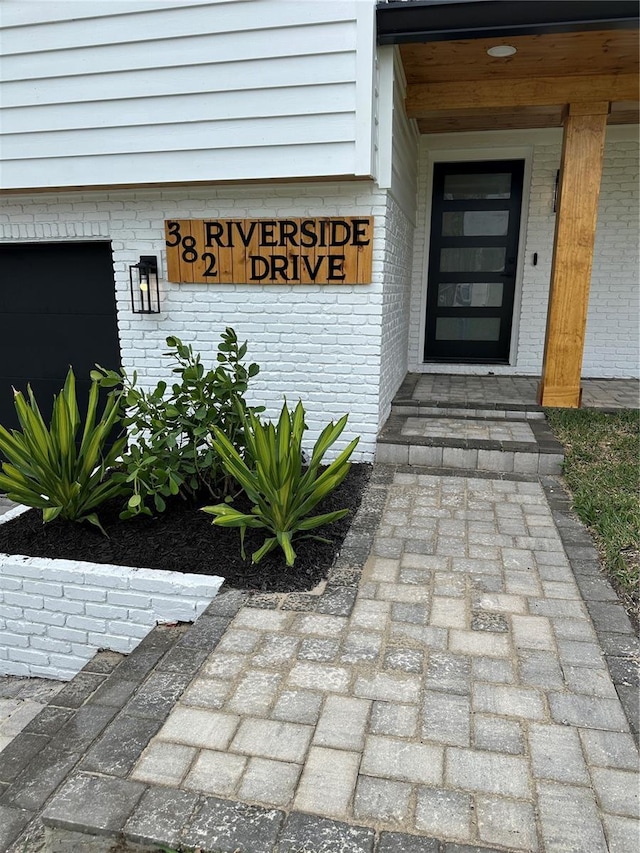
130,255,160,314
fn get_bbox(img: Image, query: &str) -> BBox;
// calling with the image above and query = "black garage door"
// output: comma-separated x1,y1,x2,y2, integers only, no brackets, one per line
0,241,121,432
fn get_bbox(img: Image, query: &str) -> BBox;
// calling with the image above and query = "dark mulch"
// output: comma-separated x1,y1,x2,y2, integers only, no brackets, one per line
0,464,371,593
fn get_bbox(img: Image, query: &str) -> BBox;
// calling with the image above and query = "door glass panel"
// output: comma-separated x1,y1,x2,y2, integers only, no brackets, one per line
443,172,511,199
442,210,509,237
440,247,506,272
435,317,501,341
437,282,504,308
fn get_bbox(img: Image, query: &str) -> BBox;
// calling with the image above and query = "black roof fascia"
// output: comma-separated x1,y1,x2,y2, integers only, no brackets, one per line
377,1,640,44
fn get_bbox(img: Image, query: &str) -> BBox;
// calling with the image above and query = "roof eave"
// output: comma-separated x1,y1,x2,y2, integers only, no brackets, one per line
377,1,640,44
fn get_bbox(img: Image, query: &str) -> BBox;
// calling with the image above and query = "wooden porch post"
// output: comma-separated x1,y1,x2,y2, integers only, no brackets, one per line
538,102,609,408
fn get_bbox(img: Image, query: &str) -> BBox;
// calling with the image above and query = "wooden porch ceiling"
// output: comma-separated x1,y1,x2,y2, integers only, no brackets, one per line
401,29,640,133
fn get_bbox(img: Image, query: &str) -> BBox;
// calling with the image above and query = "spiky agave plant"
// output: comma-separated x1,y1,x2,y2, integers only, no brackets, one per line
202,401,359,566
0,369,126,533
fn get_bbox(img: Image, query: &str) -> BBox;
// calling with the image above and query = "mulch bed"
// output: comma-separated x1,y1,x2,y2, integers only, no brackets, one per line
0,464,371,593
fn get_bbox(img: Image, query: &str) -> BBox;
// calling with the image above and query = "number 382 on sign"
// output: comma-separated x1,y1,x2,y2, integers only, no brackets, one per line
164,217,373,285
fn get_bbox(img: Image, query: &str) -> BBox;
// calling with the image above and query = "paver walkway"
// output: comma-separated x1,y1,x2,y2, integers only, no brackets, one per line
3,464,638,852
2,381,639,851
125,471,639,852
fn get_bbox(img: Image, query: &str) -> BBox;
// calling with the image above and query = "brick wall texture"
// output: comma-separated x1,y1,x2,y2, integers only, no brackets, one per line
379,192,415,425
0,548,222,680
0,182,390,460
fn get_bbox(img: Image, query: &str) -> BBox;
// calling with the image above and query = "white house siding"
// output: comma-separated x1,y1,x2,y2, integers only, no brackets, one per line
0,0,376,189
0,181,392,460
378,48,419,425
408,126,640,378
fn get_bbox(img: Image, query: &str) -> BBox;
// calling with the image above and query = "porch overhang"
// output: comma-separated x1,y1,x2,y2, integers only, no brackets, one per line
380,1,639,407
387,9,639,134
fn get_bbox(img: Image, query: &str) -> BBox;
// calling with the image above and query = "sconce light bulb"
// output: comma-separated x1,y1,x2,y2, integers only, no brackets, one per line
140,280,149,292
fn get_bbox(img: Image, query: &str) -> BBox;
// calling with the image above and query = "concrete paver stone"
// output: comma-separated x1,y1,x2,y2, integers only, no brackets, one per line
353,775,412,823
124,787,200,850
536,781,609,853
472,715,524,755
288,662,351,693
446,747,532,799
313,695,371,751
156,707,240,750
131,740,196,786
271,689,323,725
238,757,301,807
183,749,247,797
601,814,640,853
294,746,361,817
528,723,590,784
230,718,313,763
361,735,444,785
475,796,540,851
369,701,419,738
422,691,471,746
414,787,472,840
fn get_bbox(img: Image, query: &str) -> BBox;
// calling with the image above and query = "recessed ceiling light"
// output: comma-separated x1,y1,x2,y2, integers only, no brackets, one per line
487,45,517,57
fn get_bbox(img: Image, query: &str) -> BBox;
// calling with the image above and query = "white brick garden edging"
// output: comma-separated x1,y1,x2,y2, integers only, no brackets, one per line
0,506,223,680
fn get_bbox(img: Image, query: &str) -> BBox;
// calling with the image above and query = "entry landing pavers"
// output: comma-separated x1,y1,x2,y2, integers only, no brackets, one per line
401,373,640,411
37,469,638,853
401,417,536,444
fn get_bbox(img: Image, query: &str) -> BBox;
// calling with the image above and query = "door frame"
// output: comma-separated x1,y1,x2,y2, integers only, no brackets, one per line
418,145,533,369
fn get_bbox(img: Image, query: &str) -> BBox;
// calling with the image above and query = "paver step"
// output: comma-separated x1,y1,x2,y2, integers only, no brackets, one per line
391,398,546,421
376,413,564,474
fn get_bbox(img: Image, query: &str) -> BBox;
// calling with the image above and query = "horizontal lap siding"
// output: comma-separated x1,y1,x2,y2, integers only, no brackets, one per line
3,114,356,159
0,0,369,189
4,145,358,189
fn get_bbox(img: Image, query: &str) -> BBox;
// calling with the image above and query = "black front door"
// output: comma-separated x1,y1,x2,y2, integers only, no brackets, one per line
424,160,524,363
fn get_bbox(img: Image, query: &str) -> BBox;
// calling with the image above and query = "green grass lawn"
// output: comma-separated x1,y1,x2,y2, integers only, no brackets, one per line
545,408,639,626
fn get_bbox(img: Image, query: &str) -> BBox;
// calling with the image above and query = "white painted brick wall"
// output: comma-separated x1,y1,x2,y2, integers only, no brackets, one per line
585,139,640,376
407,146,433,372
0,514,223,680
0,182,391,458
409,128,639,378
379,192,414,423
516,141,559,374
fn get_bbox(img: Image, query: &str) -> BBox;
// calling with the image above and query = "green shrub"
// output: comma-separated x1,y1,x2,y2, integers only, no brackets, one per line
0,369,126,532
92,328,262,518
202,401,359,566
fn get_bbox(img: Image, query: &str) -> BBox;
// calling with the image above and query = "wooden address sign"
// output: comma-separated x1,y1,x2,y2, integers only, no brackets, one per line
164,217,373,285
